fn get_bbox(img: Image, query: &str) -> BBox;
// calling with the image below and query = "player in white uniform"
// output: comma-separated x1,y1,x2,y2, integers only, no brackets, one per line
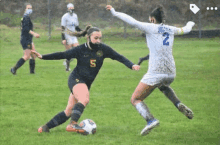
106,5,195,136
61,3,82,71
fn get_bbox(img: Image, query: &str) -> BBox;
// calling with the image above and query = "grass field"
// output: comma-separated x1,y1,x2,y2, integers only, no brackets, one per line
0,25,219,145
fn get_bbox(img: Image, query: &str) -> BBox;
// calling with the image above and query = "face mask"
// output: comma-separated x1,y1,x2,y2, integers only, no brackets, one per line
24,9,33,16
68,9,74,14
89,42,101,49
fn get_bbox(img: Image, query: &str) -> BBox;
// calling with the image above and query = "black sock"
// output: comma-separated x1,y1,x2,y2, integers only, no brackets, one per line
159,86,180,109
14,58,25,70
46,111,70,129
29,59,35,73
71,103,85,122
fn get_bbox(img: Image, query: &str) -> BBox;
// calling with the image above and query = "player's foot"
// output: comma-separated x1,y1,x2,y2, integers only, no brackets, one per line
66,124,88,135
177,103,194,119
38,125,49,133
10,67,16,75
30,71,35,74
137,58,144,65
140,119,159,136
66,67,71,72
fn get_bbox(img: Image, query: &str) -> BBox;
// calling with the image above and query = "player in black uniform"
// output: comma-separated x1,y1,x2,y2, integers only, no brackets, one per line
10,3,40,75
33,27,140,134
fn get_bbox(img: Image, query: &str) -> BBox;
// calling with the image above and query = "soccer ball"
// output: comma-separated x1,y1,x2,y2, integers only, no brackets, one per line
79,119,97,135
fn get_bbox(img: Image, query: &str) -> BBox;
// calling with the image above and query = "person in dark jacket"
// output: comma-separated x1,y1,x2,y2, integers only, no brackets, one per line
33,27,140,134
11,3,40,75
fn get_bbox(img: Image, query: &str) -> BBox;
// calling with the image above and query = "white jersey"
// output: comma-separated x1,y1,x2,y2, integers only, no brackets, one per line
110,8,195,75
61,13,79,32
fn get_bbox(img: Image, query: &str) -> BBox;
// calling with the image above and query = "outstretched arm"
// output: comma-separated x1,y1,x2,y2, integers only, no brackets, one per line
106,5,151,33
104,45,140,71
32,47,79,60
174,21,195,35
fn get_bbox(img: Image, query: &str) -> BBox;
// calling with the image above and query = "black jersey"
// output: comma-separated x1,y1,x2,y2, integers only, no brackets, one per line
20,15,33,43
42,43,134,83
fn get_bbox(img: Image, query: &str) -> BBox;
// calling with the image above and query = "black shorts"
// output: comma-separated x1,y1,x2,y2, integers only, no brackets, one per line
68,73,92,93
20,40,32,50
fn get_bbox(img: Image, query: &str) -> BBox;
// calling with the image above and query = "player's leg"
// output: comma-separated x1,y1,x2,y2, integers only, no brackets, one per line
38,93,78,133
131,81,159,136
138,54,149,65
159,85,193,119
11,43,31,75
29,43,36,74
66,83,89,134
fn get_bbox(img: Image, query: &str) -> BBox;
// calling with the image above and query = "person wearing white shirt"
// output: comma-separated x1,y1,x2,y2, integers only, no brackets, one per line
61,3,82,71
106,5,195,136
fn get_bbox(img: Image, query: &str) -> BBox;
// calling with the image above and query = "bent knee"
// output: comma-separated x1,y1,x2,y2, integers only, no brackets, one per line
64,108,72,117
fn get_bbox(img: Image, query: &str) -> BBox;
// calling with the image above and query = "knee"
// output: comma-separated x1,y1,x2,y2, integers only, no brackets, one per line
65,106,73,117
83,97,89,106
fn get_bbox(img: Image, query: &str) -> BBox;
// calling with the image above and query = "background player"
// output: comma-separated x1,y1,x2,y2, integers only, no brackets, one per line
106,5,194,136
33,27,140,134
10,3,40,75
61,3,83,71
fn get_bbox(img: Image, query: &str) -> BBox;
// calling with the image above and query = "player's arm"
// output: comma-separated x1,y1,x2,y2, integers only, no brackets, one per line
75,26,82,32
22,17,40,38
61,15,67,41
61,26,66,40
104,44,139,70
174,21,195,35
32,46,80,60
106,5,151,33
67,25,92,37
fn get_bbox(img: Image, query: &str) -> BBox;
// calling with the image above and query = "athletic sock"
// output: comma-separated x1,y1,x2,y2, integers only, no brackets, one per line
159,86,180,109
14,58,25,70
135,102,154,122
71,103,85,122
29,59,35,73
46,111,70,129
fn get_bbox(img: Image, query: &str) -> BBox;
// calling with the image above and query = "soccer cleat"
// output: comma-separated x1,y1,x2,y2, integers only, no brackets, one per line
177,103,194,119
66,124,88,135
38,125,49,133
140,119,159,136
30,71,35,74
10,67,16,75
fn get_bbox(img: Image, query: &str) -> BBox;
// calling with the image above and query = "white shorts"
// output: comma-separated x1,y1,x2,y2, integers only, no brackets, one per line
141,73,176,87
65,34,78,45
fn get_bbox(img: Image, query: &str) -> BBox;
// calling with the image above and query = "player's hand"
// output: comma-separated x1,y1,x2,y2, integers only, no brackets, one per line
132,65,140,71
106,5,113,11
34,33,40,38
62,40,67,45
31,50,42,59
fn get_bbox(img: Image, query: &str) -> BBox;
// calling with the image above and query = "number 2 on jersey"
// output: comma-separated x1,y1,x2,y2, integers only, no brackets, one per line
163,32,169,46
90,59,96,67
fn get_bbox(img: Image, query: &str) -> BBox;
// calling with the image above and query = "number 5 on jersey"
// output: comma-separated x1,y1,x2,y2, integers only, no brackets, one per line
90,59,96,67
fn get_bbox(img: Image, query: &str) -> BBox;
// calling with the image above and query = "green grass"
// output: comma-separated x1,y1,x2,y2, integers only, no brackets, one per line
0,25,220,145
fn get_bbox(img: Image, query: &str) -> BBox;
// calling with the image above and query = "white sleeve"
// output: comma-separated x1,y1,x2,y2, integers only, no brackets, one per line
173,21,195,35
110,8,152,33
61,15,66,27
